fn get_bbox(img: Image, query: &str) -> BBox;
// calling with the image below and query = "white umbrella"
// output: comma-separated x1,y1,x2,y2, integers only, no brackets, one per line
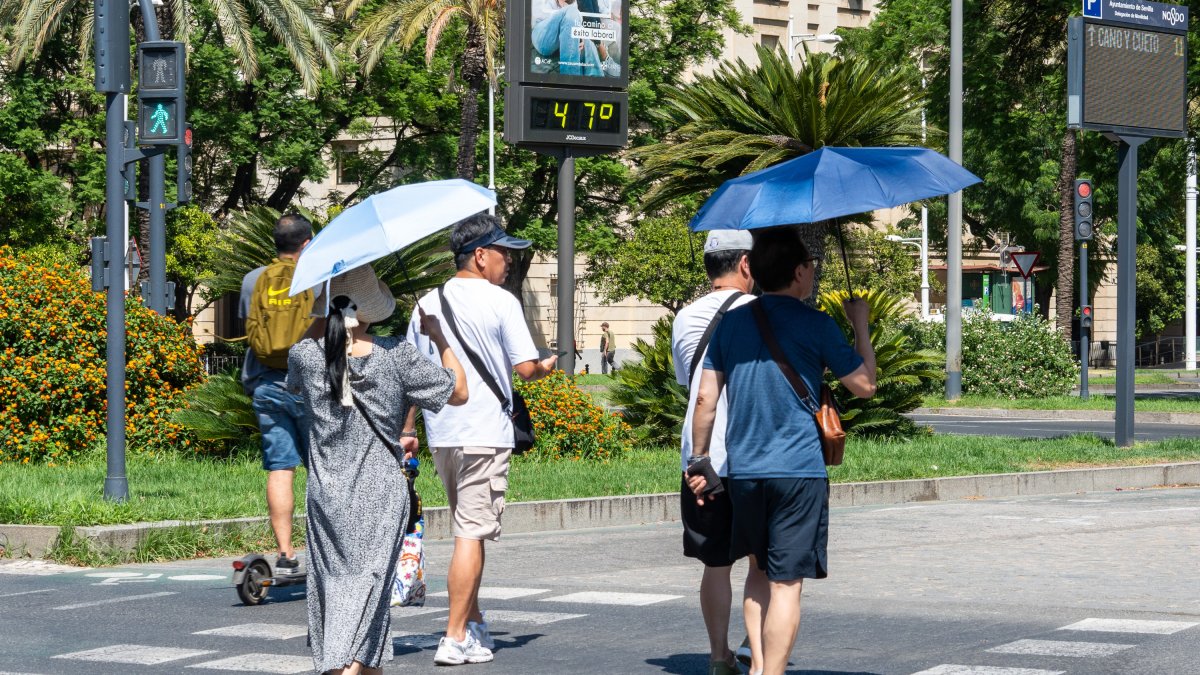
290,178,496,296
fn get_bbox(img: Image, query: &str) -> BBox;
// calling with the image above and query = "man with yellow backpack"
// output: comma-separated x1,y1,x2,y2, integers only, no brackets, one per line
241,213,315,574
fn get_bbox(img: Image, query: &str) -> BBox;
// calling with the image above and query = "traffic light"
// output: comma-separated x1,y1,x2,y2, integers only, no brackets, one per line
1074,178,1094,241
136,41,186,145
177,124,193,203
94,0,130,93
1081,304,1093,329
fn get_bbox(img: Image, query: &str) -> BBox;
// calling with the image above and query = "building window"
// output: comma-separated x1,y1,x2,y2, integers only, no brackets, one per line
760,34,780,50
335,144,365,184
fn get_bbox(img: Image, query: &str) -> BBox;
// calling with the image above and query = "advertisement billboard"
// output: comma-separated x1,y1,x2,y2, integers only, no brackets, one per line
507,0,630,90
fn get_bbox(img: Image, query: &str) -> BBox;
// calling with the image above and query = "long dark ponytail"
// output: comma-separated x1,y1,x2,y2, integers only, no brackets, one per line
325,295,354,402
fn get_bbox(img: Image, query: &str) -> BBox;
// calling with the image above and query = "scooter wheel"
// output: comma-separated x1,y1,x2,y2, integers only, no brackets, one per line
236,559,272,606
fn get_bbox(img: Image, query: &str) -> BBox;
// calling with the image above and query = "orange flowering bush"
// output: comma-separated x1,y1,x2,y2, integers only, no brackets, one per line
0,247,206,464
515,370,631,461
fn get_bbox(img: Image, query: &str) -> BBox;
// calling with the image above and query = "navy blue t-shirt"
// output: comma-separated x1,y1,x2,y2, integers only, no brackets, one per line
703,295,863,479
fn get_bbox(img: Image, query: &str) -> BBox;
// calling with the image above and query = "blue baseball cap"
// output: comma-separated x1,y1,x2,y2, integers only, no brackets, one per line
455,226,532,255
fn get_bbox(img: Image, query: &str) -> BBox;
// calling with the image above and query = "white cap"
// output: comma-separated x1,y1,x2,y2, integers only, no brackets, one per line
703,230,754,254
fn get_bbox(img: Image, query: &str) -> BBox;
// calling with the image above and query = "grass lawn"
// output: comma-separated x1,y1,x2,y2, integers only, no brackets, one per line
572,374,616,386
1086,373,1180,386
922,394,1200,413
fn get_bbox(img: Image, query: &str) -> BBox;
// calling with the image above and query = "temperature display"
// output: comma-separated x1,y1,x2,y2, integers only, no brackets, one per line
530,98,621,133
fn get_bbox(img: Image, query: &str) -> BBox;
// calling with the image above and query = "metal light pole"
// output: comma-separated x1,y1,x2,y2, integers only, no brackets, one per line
1187,138,1196,370
557,150,576,376
920,59,930,320
786,21,843,62
945,0,964,400
886,235,929,318
488,77,496,216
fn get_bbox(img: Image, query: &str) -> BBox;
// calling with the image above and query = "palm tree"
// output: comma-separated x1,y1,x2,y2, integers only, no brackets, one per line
0,0,336,95
344,0,500,180
635,45,927,277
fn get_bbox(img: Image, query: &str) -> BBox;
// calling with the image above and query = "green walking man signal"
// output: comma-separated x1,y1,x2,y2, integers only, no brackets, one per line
136,41,186,145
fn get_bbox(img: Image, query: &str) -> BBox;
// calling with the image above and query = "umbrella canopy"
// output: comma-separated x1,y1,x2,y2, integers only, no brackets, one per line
290,179,496,295
688,146,981,232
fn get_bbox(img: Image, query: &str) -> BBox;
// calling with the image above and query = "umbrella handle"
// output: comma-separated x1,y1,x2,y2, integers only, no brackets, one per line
835,220,853,297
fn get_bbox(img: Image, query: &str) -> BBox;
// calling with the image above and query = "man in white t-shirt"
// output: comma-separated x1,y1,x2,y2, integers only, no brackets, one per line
671,229,757,675
405,213,557,667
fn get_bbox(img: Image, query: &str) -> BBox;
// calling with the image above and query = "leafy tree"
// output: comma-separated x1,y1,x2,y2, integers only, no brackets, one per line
165,205,220,319
345,0,500,180
608,317,688,447
841,228,923,299
587,215,708,313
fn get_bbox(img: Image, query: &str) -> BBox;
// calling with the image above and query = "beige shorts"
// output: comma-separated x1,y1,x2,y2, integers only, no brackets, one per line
430,446,511,541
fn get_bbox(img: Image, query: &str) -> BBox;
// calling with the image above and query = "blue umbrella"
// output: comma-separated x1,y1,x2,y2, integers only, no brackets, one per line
291,178,496,296
688,146,981,232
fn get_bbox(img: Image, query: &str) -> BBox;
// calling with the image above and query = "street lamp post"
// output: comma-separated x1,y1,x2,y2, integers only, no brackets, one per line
785,16,842,61
887,235,930,318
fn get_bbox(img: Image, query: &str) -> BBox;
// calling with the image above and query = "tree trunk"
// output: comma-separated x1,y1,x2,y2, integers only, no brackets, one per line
455,23,488,181
1055,128,1078,339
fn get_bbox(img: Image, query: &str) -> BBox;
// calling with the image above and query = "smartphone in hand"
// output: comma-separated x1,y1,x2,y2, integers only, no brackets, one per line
685,455,724,496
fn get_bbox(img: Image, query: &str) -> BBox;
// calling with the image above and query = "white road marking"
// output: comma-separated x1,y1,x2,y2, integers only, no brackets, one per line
473,609,586,625
0,561,89,576
540,591,682,606
391,631,443,649
987,639,1134,657
53,644,215,665
168,574,227,582
391,606,447,617
83,571,144,578
911,666,1065,675
1060,618,1199,634
194,623,308,640
92,572,162,585
0,588,55,598
429,586,548,600
188,653,312,673
52,591,176,610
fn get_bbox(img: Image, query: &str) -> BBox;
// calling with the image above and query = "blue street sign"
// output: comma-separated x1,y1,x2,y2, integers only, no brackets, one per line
1082,0,1188,31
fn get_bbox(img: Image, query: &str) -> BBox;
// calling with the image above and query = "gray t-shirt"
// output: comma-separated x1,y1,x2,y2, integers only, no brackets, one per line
240,265,272,390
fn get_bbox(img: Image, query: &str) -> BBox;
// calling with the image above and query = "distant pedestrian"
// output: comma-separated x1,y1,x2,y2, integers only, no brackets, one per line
600,321,616,374
288,264,468,675
688,226,877,675
404,213,558,666
670,230,756,675
241,213,314,576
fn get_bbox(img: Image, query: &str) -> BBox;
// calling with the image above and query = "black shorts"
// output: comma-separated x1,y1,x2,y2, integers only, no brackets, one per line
680,475,740,567
729,477,829,581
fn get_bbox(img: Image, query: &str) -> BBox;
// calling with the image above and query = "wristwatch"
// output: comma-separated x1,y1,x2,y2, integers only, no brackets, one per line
399,431,418,438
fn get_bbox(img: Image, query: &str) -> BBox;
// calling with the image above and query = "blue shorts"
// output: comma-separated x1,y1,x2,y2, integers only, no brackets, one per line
729,477,829,581
250,373,308,471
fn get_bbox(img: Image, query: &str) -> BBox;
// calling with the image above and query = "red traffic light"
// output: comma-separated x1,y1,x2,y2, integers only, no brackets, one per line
1082,306,1093,317
1077,181,1092,198
184,126,193,147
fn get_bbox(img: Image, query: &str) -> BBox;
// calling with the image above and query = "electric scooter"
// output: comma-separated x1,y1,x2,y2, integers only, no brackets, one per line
232,553,306,606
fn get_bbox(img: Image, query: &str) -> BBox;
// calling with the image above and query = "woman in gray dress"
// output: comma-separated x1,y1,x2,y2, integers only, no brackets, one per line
288,264,467,675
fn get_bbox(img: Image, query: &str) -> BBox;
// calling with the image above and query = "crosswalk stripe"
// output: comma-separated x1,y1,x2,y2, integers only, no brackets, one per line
52,591,176,610
1059,618,1199,635
911,666,1065,675
391,606,447,617
429,586,548,600
52,644,216,665
540,591,682,606
987,639,1134,658
193,623,308,641
187,653,312,673
468,609,586,625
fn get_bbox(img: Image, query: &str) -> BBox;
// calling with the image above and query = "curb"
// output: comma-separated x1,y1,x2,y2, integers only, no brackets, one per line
3,462,1199,559
913,407,1200,425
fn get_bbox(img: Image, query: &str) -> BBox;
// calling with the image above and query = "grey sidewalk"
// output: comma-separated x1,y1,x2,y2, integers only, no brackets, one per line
4,461,1198,559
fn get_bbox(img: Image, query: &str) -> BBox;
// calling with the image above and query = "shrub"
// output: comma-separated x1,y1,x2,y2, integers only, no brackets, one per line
960,309,1077,398
516,370,631,461
818,289,943,438
0,247,206,464
608,317,689,447
171,372,259,454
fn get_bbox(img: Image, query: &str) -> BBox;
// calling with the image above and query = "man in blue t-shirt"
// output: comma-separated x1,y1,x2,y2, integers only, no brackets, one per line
687,226,877,675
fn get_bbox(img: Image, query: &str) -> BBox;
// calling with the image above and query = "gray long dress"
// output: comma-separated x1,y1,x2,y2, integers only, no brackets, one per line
287,335,455,674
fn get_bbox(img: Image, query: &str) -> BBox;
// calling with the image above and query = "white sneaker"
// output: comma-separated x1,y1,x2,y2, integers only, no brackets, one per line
434,633,493,666
468,612,494,650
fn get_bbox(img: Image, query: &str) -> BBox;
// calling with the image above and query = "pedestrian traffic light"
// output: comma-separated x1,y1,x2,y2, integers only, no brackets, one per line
177,124,193,203
1081,304,1093,329
1074,179,1094,241
136,41,186,145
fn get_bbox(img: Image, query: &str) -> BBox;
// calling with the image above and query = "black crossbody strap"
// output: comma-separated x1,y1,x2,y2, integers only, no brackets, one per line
437,285,512,414
688,291,744,386
350,393,402,463
750,299,817,411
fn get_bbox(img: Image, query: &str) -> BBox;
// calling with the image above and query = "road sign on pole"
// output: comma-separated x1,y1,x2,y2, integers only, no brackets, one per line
1011,251,1041,279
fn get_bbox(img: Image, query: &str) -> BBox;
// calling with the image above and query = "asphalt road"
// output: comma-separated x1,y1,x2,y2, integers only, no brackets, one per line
2,487,1198,674
909,413,1200,441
